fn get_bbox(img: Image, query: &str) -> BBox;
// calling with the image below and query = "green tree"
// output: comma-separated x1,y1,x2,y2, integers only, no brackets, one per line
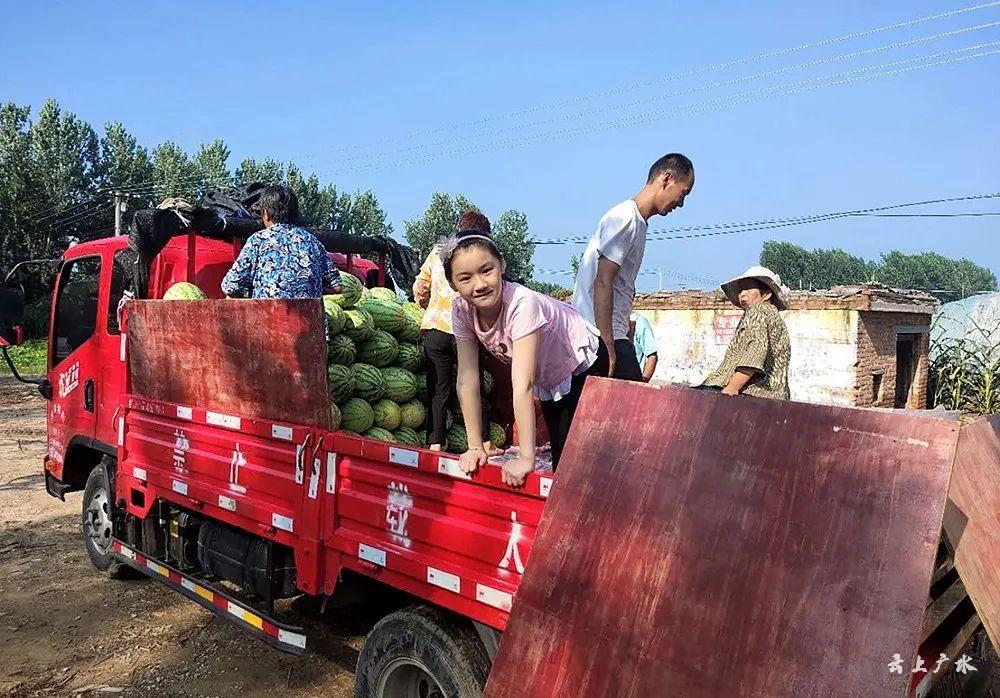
492,209,534,283
193,139,231,192
96,122,156,226
403,193,478,258
878,251,996,299
761,241,872,289
0,103,37,280
152,140,198,200
570,254,581,278
349,189,393,237
234,157,284,186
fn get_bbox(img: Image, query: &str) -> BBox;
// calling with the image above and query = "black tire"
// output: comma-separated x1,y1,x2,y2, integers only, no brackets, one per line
81,461,135,579
355,605,491,698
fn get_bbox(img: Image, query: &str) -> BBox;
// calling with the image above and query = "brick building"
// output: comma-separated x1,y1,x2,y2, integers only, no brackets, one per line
633,285,937,408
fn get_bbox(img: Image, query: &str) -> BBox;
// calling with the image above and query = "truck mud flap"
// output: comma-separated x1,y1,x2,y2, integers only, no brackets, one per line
487,378,961,698
112,539,307,655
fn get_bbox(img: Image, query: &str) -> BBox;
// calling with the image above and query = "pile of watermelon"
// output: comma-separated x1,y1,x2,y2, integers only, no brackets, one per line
324,274,505,452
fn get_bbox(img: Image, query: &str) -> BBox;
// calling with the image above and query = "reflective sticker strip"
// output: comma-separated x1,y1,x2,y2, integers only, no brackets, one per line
206,411,241,429
358,543,386,567
176,405,193,420
171,479,188,495
278,629,307,650
539,477,553,498
115,542,136,561
119,333,127,361
227,601,264,630
476,583,513,612
271,425,293,441
389,447,419,468
325,453,337,494
272,513,294,532
218,495,236,512
118,417,125,446
132,467,147,482
437,457,470,480
146,559,168,577
427,566,461,594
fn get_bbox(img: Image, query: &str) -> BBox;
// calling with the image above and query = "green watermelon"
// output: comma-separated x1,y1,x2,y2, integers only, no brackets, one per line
416,429,427,445
414,371,428,400
352,363,387,402
360,298,405,333
164,282,207,300
341,398,374,434
446,424,468,453
327,364,355,403
328,273,363,308
357,330,399,368
482,370,494,396
330,402,342,430
381,367,417,403
399,399,425,429
489,422,506,448
395,342,423,372
364,426,396,442
372,399,402,431
445,408,455,431
393,426,421,446
328,334,356,365
322,296,347,334
400,302,423,342
368,287,400,304
344,307,374,342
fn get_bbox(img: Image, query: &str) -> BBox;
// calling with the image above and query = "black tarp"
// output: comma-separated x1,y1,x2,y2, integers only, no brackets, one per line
127,184,420,298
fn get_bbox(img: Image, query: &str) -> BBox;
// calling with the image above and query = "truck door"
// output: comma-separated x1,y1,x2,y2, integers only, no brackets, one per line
48,255,102,465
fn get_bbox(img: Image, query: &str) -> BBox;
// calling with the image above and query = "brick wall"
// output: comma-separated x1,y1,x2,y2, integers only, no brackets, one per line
854,312,931,409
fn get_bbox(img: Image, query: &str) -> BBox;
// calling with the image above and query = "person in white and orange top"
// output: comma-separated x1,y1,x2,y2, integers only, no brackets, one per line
413,210,493,452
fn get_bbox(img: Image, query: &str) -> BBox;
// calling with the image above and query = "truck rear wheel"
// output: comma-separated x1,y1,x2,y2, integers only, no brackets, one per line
81,461,134,579
355,605,491,698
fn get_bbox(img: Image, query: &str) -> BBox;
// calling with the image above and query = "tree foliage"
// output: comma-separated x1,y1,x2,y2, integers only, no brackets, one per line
760,241,996,300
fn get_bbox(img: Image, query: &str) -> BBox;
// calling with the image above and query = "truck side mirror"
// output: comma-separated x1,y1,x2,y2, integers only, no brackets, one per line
0,284,26,347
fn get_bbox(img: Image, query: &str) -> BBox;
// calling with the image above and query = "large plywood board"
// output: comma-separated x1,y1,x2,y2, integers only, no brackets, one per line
127,299,330,428
487,379,959,698
944,416,1000,648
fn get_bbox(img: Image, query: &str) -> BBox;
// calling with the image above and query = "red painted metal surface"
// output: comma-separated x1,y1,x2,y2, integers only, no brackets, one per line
486,378,959,698
945,415,1000,648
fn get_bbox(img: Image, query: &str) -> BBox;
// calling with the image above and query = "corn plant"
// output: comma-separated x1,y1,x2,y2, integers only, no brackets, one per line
930,316,1000,415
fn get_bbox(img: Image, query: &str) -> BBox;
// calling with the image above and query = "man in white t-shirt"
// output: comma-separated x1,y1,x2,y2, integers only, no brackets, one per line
572,153,694,379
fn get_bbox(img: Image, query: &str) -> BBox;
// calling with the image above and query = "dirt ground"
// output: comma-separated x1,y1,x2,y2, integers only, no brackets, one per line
0,377,373,698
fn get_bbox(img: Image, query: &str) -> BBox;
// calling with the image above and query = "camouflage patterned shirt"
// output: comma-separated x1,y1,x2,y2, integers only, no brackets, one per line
704,302,791,400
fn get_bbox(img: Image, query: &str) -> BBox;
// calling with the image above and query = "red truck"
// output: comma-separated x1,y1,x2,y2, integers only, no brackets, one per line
0,228,987,697
1,230,546,696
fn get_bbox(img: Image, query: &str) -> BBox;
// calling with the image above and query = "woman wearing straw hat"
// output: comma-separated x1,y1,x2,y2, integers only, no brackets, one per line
700,266,791,399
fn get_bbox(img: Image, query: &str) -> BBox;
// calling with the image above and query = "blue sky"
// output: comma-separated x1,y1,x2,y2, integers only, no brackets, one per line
2,1,998,290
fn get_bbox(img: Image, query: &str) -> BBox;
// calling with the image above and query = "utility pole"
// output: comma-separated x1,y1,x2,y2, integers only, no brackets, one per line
657,268,664,291
113,191,127,236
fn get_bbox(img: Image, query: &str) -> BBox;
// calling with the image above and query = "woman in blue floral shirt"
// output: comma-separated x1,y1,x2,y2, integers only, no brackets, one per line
222,186,342,299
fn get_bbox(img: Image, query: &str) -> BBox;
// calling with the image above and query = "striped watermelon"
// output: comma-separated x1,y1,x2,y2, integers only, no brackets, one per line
393,427,421,446
482,370,494,395
381,367,417,403
400,302,423,342
414,371,428,400
446,424,468,453
344,307,374,342
357,330,399,368
372,399,402,431
489,422,506,448
328,334,356,365
369,287,400,304
399,399,425,429
352,363,387,402
394,342,423,372
341,398,374,433
164,282,207,300
360,298,404,333
416,429,427,445
322,296,347,334
328,273,363,308
364,426,396,442
327,364,355,403
330,402,342,430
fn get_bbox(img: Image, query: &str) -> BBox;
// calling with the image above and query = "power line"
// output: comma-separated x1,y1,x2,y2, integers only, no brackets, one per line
329,21,1000,167
328,44,1000,175
319,1,1000,157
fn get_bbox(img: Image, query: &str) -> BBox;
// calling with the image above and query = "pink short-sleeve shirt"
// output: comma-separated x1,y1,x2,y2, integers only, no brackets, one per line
452,282,599,390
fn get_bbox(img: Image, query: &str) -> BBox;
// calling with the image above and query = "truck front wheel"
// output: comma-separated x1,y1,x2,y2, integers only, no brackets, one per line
81,462,133,579
355,605,491,698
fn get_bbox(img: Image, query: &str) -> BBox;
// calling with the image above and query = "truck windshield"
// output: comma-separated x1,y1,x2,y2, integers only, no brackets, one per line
52,256,101,367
